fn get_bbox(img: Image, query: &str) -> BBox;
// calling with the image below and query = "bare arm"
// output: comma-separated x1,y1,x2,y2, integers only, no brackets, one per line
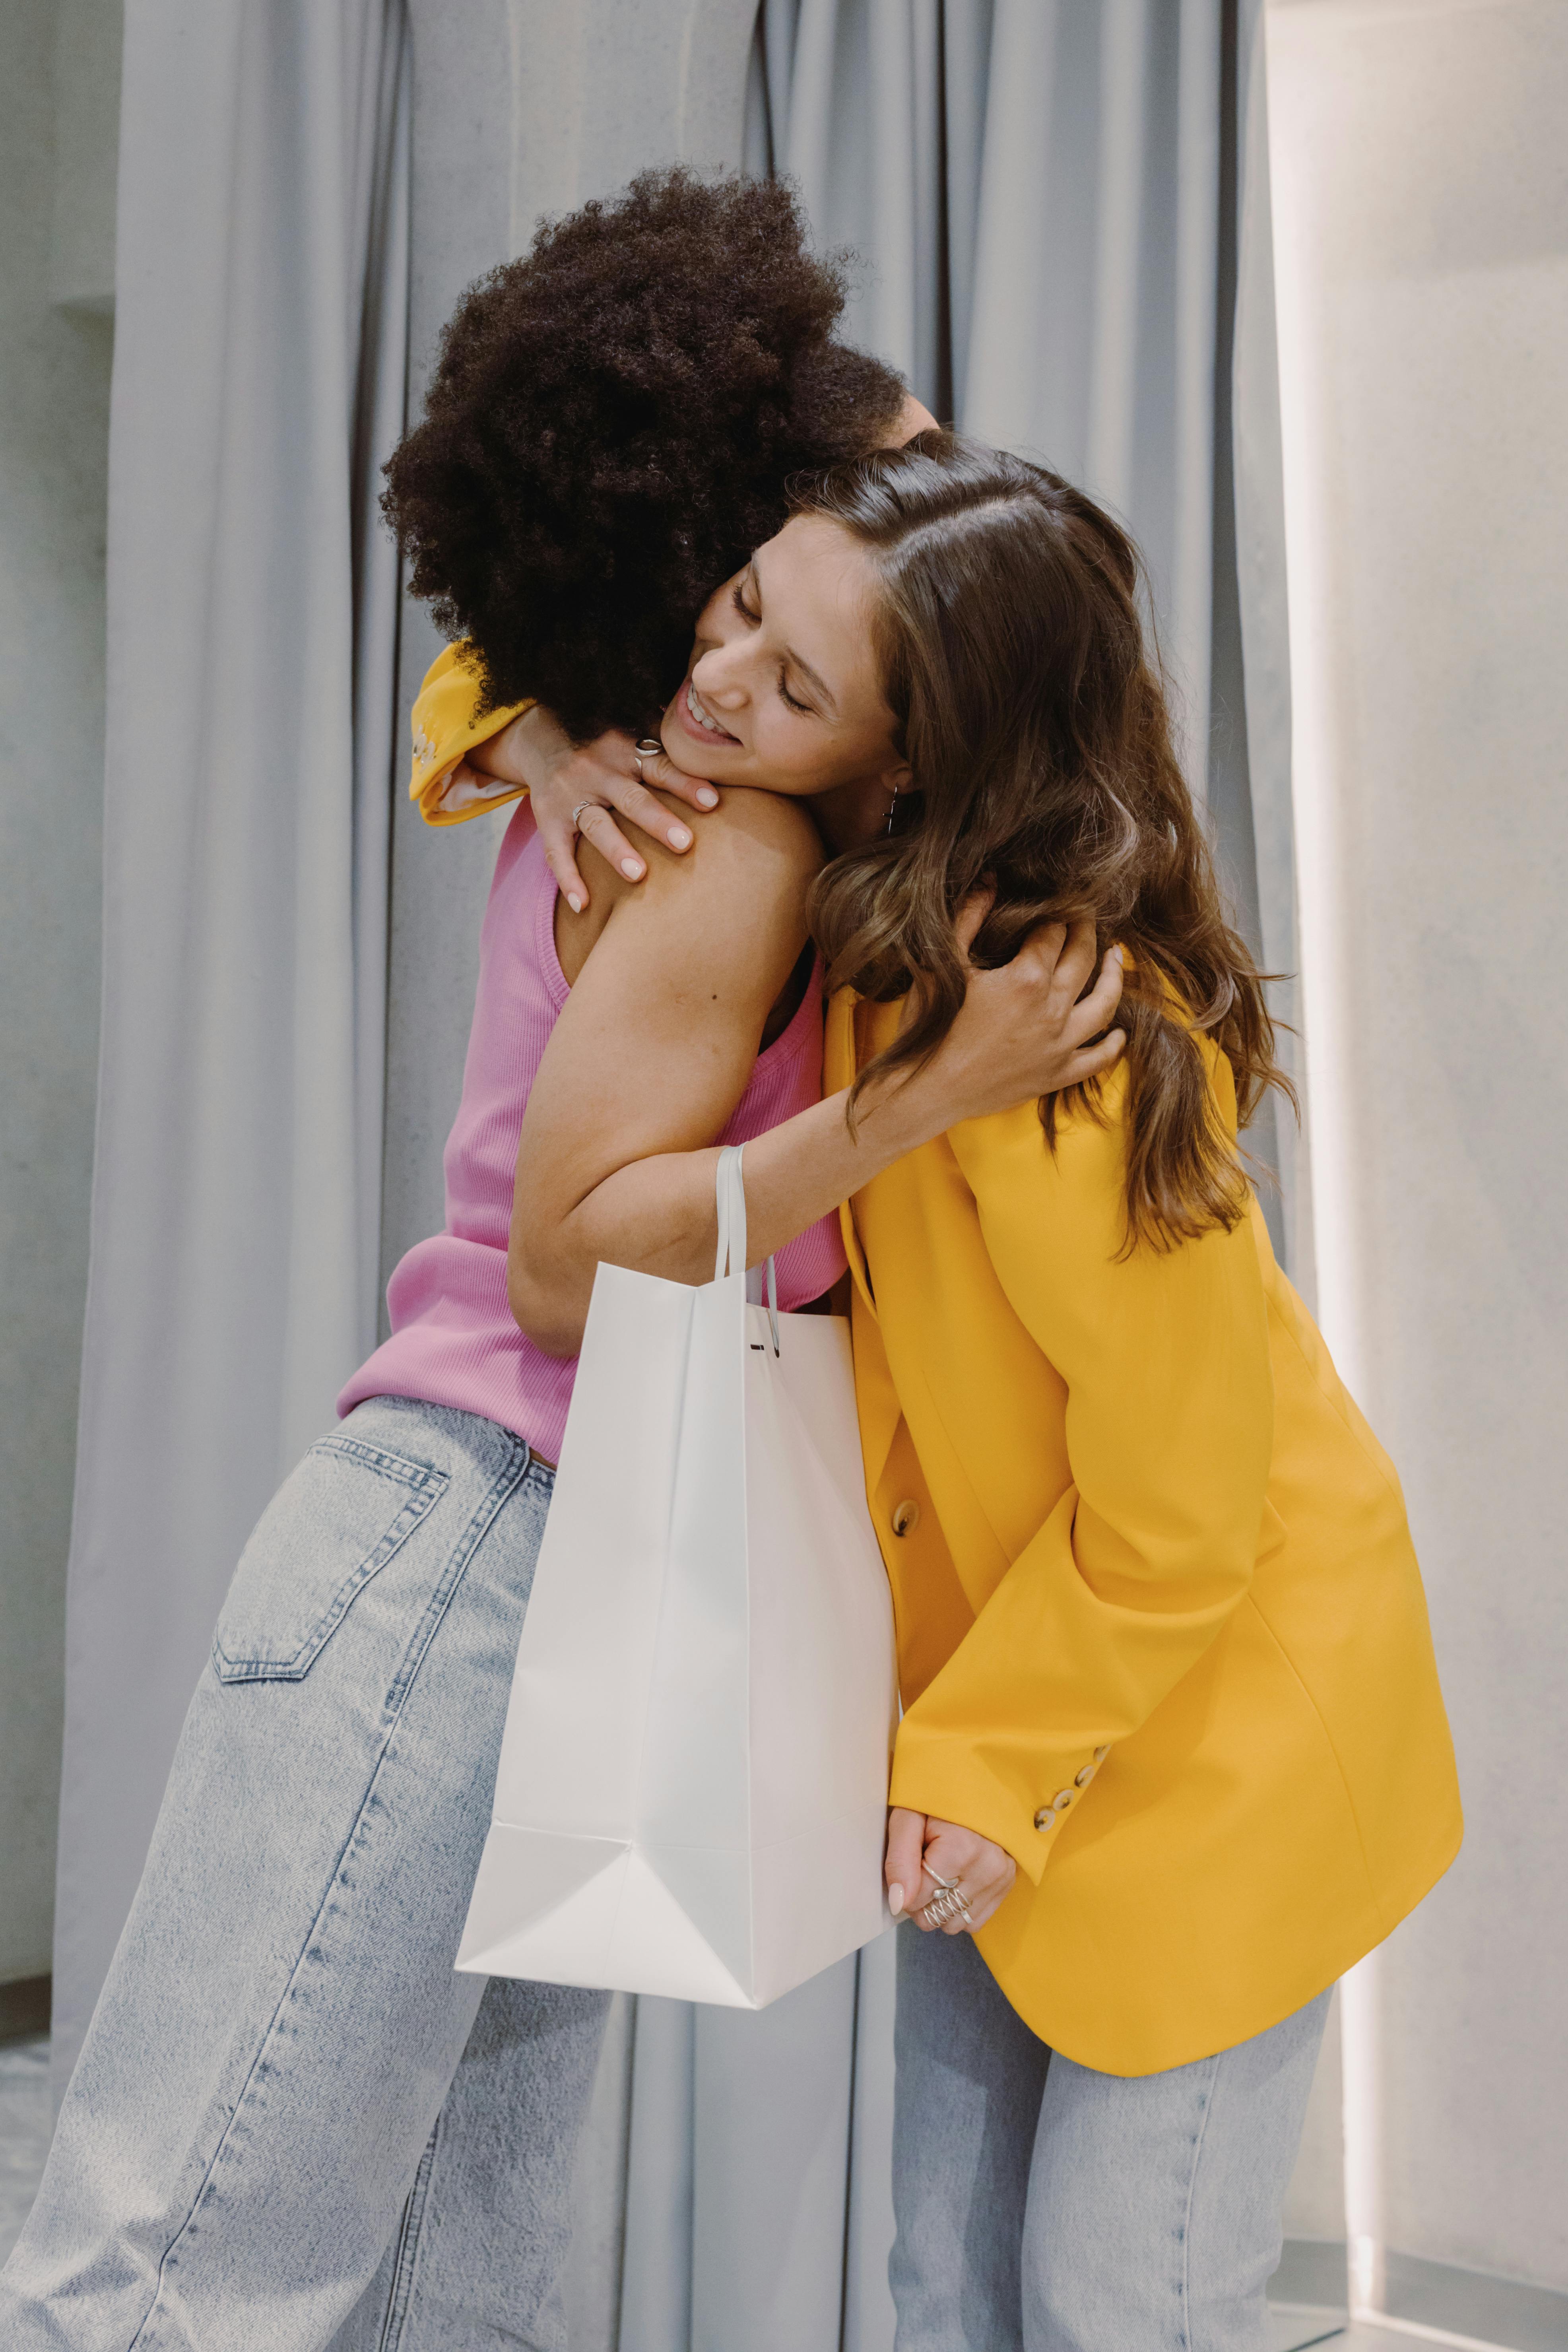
508,824,1124,1355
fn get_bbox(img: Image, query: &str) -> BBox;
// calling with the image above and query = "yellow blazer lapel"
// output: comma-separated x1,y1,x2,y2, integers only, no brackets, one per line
825,988,878,1325
824,987,902,1494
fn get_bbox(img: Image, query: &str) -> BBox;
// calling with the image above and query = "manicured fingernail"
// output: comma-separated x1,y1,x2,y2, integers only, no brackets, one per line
566,892,583,914
696,787,719,808
621,859,644,879
888,1883,904,1917
670,825,692,850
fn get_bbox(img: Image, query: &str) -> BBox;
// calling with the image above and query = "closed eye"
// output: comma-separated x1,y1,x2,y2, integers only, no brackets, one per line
733,575,813,714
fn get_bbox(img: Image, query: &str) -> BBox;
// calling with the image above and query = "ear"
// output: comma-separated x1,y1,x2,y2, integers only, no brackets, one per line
879,756,915,797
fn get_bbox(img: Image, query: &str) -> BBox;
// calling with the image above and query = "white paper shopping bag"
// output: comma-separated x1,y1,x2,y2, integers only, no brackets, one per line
456,1145,898,2008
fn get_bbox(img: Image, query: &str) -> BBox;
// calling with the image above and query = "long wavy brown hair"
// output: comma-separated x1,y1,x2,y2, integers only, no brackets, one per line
802,435,1291,1251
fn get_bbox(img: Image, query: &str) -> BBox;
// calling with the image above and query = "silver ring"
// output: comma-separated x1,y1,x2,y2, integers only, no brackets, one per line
922,1882,972,1929
633,736,664,779
570,800,601,835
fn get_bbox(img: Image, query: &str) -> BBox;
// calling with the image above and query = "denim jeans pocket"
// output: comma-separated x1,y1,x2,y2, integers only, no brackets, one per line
212,1433,451,1683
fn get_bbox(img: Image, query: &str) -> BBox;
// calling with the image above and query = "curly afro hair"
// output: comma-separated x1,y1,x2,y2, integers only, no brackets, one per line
381,169,907,743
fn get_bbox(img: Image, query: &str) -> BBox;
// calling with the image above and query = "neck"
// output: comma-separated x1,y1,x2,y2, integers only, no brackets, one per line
808,775,887,856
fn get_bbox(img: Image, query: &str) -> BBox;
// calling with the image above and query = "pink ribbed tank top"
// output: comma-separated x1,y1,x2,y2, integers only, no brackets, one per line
339,801,846,1461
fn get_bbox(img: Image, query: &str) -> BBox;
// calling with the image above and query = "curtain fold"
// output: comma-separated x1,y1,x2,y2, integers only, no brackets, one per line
52,4,1298,2340
51,0,410,2092
575,12,1255,2350
1231,0,1310,1292
751,0,1223,788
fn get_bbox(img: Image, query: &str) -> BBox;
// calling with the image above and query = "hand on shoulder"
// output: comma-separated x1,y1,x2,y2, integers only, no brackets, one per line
558,782,821,998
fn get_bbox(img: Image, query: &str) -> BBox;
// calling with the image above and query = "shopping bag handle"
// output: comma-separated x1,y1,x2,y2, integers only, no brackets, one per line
715,1144,780,1355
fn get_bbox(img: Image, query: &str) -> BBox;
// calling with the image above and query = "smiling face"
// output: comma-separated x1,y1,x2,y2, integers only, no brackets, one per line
657,514,910,850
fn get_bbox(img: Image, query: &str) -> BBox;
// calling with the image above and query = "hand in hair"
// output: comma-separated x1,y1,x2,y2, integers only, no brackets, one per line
900,898,1126,1131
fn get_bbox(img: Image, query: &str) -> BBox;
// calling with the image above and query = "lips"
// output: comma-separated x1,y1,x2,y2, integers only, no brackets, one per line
677,675,740,745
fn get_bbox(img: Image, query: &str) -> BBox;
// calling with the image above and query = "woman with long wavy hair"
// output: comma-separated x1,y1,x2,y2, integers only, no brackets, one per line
432,435,1461,2350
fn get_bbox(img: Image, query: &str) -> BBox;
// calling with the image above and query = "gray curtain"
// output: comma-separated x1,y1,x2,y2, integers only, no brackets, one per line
556,10,1293,2351
747,0,1224,796
1230,0,1307,1294
50,0,410,2092
744,0,1290,1242
50,2,1302,2342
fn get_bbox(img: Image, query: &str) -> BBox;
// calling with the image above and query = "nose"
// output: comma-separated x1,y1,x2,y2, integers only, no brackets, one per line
692,640,748,711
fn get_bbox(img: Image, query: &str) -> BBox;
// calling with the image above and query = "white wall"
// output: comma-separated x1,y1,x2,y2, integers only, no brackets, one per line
0,0,118,1984
1268,0,1568,2296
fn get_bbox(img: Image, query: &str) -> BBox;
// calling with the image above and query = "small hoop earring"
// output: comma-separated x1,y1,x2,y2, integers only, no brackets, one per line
885,788,900,838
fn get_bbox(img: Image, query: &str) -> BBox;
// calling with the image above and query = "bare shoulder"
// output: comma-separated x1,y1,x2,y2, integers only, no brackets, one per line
584,786,822,921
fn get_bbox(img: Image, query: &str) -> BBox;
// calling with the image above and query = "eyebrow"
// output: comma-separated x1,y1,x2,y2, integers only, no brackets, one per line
749,551,839,717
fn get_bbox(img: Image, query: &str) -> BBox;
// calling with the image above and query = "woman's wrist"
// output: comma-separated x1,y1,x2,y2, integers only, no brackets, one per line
470,703,553,788
850,1052,974,1164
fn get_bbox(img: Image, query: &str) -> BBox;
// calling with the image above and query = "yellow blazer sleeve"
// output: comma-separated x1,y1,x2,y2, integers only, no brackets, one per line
890,1063,1276,1883
408,642,535,827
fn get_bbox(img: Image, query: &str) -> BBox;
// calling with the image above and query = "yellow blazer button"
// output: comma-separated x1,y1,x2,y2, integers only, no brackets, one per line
891,1500,921,1538
1093,1745,1110,1764
1074,1764,1095,1787
1033,1808,1056,1832
1053,1789,1074,1811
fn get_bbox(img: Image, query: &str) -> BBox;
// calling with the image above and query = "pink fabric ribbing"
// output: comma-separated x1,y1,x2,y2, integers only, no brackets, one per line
339,801,846,1460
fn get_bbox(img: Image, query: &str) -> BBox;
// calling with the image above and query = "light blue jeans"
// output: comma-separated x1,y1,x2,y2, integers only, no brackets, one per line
5,1393,1329,2352
0,1398,610,2352
891,1924,1332,2351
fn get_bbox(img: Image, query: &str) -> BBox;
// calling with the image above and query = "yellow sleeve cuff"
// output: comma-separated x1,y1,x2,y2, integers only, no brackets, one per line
890,1725,1112,1888
409,641,536,827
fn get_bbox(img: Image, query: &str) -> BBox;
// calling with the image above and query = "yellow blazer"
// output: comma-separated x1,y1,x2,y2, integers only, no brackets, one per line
406,643,535,826
828,992,1460,2074
413,653,1462,2076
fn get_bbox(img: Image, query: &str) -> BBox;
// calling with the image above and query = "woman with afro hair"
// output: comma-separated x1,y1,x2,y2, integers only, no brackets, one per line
386,165,932,902
1,173,1116,2351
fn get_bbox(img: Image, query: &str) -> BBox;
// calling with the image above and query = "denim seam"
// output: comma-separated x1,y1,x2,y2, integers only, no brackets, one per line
212,1463,451,1682
123,1434,534,2352
382,1440,535,1721
379,2116,441,2352
314,1434,452,1492
1177,2051,1221,2352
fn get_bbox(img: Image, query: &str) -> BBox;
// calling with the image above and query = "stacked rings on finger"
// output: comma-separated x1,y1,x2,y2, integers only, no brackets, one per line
921,1874,972,1928
633,737,664,779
